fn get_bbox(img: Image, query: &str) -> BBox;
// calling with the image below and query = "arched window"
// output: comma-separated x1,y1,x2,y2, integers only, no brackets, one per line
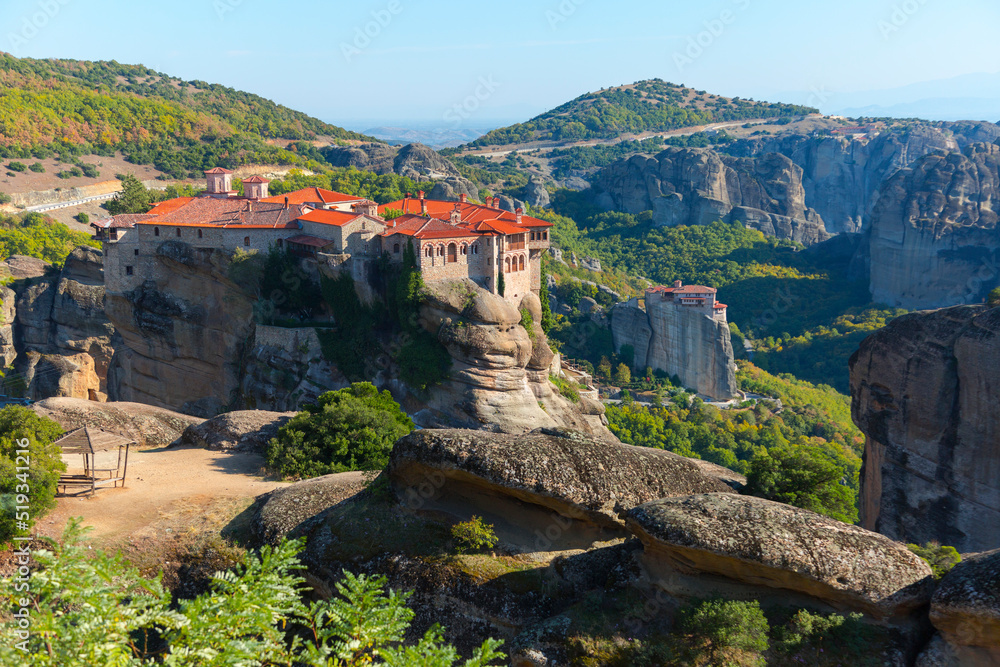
393,243,400,254
472,244,478,255
460,244,467,256
504,257,511,272
154,227,160,237
425,246,433,258
198,229,203,239
447,243,457,263
437,245,445,257
244,236,250,246
519,255,525,272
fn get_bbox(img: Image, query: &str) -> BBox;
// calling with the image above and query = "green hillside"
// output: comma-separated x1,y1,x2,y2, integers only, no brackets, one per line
469,79,817,147
0,55,375,178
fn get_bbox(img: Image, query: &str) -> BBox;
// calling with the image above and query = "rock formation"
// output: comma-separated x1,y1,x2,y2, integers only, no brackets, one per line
850,305,1000,553
5,248,117,400
31,396,202,448
388,427,736,549
417,280,611,437
610,297,738,400
627,493,934,619
322,142,480,199
590,147,831,244
251,471,367,546
921,548,1000,666
177,409,297,452
863,144,1000,309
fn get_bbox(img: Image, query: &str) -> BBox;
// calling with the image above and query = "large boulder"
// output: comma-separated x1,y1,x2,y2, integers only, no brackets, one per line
178,409,298,452
32,397,203,448
925,548,1000,665
626,493,934,619
251,471,367,546
388,428,736,550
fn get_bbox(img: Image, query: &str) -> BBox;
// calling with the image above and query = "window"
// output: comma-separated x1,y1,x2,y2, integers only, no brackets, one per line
543,231,548,240
176,228,181,237
244,236,250,246
393,243,400,254
530,232,536,241
425,246,433,258
447,243,457,263
198,229,203,239
519,255,525,272
460,244,467,255
154,227,159,237
134,249,139,256
504,257,510,272
125,266,133,276
437,245,444,257
472,244,479,255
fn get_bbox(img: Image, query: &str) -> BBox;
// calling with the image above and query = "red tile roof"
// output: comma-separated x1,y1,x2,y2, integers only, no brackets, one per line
674,285,717,294
92,214,156,229
382,215,479,240
296,209,364,227
147,197,195,215
242,175,270,183
134,196,306,229
261,187,362,206
204,167,233,174
464,219,525,235
378,198,552,228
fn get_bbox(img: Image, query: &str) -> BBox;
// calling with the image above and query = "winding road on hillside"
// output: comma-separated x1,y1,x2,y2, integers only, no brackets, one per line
26,191,120,214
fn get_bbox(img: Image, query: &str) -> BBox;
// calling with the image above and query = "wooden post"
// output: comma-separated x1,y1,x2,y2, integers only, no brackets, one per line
120,443,130,489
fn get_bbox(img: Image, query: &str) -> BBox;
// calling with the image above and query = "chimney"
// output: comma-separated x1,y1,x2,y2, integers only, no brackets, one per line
418,190,425,200
451,203,461,224
459,193,467,203
403,193,410,214
674,280,682,288
284,196,289,209
421,198,428,215
515,207,523,224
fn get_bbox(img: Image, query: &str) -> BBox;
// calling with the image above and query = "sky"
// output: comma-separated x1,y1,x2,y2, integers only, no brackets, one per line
4,0,1000,130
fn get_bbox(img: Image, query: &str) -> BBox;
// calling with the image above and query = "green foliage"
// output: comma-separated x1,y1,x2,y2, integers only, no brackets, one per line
80,163,99,178
613,363,631,386
7,161,26,172
268,167,435,205
0,406,65,543
743,445,859,523
907,542,962,579
0,211,98,265
674,598,769,666
28,161,44,173
539,262,555,334
771,609,879,665
0,521,504,666
470,79,815,147
265,382,415,480
74,212,89,224
257,247,322,320
497,268,505,296
549,374,581,403
989,287,1000,308
104,173,153,214
451,516,499,554
0,192,9,204
520,307,535,338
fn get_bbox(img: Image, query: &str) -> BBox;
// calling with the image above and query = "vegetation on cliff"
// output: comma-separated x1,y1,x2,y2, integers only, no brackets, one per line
468,80,816,147
262,168,437,205
0,406,64,543
0,211,98,266
0,55,374,178
0,521,504,666
265,383,414,480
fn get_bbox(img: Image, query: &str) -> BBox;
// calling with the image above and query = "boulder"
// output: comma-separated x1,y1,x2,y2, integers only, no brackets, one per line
927,548,1000,664
626,493,934,618
388,428,737,550
523,178,550,209
178,409,298,452
251,471,367,545
578,297,598,314
3,255,51,280
32,397,204,448
429,177,480,203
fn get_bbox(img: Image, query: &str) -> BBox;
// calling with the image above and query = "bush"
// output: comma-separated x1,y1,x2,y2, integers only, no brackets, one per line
74,212,89,224
0,521,505,665
0,193,10,205
451,515,499,554
0,406,65,543
772,609,876,661
988,287,1000,308
743,445,858,523
28,162,45,173
265,382,415,479
675,598,769,665
80,163,99,178
907,542,961,579
549,373,580,403
6,162,26,173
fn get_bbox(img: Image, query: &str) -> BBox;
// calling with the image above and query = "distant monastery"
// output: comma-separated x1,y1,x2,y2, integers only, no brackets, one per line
93,168,552,303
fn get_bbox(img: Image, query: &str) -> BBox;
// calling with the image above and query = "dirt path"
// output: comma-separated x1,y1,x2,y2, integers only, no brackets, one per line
37,445,292,544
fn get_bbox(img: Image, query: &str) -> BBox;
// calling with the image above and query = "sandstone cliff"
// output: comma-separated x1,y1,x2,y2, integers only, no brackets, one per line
850,305,1000,553
590,146,831,244
322,142,479,200
610,298,738,400
863,144,1000,310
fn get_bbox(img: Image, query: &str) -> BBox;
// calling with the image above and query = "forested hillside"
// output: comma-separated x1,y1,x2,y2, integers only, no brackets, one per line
470,79,816,146
0,55,375,179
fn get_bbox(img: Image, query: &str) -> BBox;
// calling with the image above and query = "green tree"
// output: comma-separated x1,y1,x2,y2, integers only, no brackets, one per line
266,382,415,479
0,193,10,205
676,598,769,665
539,261,555,333
907,542,962,579
743,445,858,523
104,174,152,215
988,287,1000,308
597,356,612,381
497,267,505,297
0,406,65,543
613,362,631,386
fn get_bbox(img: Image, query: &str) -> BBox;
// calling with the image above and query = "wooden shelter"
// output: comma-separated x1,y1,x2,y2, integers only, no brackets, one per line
55,427,135,497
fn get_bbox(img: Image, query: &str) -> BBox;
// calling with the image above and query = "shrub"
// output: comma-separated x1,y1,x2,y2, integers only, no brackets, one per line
908,542,961,579
74,212,89,224
772,609,877,663
451,515,499,554
743,445,859,523
6,162,26,173
988,286,1000,308
0,193,10,205
265,382,415,479
675,598,769,665
0,520,505,665
80,163,99,178
0,406,65,543
28,162,45,173
549,373,580,403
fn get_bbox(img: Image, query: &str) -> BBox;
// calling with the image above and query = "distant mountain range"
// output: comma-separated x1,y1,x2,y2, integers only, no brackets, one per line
362,126,489,149
824,71,1000,122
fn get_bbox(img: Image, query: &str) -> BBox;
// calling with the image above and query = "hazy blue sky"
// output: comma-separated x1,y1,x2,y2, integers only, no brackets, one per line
4,0,998,128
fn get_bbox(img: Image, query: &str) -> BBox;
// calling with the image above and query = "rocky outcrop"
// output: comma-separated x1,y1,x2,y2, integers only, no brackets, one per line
922,548,1000,666
850,305,1000,553
864,144,1000,309
626,493,934,619
178,409,297,452
610,298,738,400
322,142,479,197
418,280,611,437
105,243,256,416
590,147,831,244
388,428,737,550
251,471,367,545
523,178,550,209
8,247,116,400
429,177,479,203
32,396,203,448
